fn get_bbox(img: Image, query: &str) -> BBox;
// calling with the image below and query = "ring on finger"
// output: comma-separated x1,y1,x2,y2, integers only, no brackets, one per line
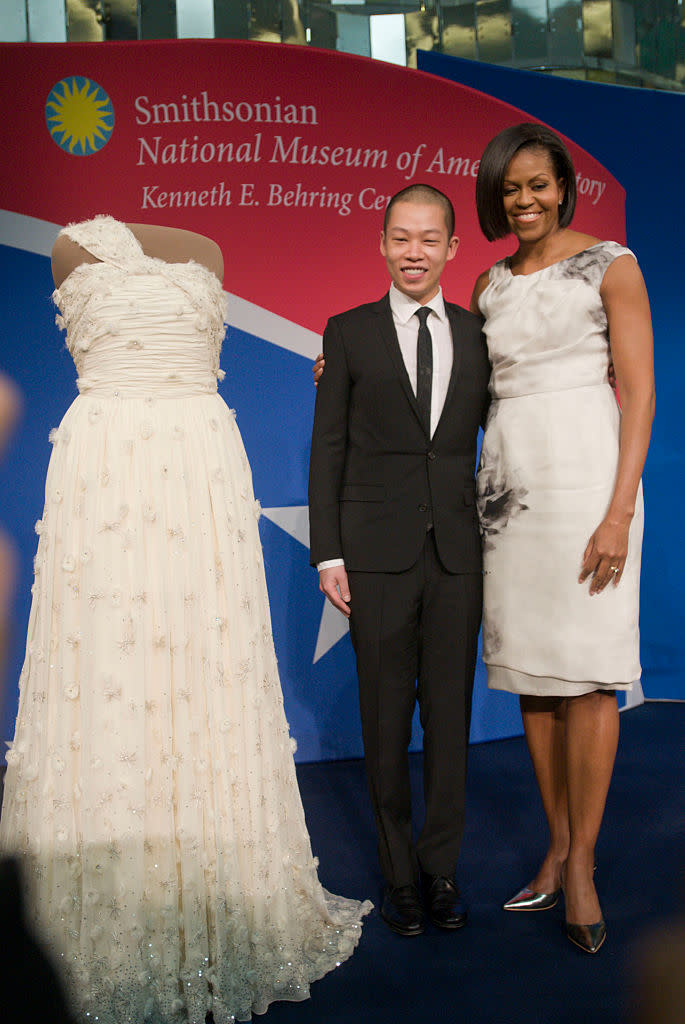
610,565,619,574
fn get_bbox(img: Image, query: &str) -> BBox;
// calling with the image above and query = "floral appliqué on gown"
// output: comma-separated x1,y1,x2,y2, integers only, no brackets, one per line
0,216,371,1023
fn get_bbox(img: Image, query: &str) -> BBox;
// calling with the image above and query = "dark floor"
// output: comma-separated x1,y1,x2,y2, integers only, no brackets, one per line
271,700,685,1024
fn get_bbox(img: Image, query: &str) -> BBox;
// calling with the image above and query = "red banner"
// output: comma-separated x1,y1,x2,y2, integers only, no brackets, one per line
1,39,625,326
0,39,629,758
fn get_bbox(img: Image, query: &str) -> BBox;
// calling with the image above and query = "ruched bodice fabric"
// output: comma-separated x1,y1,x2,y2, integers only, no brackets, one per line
482,242,623,400
0,217,370,1023
54,217,225,398
476,242,643,695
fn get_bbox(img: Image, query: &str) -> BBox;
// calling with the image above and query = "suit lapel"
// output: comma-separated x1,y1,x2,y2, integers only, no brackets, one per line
373,295,426,432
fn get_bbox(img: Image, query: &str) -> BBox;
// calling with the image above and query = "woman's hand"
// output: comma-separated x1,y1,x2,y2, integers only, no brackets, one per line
579,515,631,594
607,360,616,391
312,352,325,386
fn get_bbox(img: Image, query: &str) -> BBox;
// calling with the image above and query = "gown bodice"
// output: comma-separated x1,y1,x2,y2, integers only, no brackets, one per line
53,215,226,397
478,241,634,400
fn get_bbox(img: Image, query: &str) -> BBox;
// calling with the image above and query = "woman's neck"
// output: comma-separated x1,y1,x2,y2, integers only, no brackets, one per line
511,226,568,269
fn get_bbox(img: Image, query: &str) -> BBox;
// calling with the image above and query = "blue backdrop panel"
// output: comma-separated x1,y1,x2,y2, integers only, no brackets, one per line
418,53,684,702
221,328,313,508
221,329,366,762
3,56,678,768
0,246,74,743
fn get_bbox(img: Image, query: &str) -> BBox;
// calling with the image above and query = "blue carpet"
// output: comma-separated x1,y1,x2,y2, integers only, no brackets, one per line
273,700,685,1024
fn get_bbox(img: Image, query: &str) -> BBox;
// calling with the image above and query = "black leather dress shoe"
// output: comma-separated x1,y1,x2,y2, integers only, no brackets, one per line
422,875,468,929
380,884,425,936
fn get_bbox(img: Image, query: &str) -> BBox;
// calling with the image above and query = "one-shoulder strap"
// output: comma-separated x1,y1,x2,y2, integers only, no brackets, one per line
567,240,636,292
598,240,635,264
60,215,144,269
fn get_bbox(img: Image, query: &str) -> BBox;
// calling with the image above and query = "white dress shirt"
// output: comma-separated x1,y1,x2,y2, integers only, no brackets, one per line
388,283,453,439
318,285,454,571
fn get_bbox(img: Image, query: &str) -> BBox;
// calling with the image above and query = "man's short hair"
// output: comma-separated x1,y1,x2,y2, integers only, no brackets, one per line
383,184,455,239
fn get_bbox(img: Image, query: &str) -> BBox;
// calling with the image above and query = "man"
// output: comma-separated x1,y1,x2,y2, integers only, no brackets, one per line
308,184,490,935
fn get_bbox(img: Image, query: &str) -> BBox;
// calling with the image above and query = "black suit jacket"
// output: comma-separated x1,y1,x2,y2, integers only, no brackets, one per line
309,293,490,574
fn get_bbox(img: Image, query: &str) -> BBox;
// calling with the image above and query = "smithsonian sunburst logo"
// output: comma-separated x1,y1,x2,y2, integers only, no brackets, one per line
45,76,114,155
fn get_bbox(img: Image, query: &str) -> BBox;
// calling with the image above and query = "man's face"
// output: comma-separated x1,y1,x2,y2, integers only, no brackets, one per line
380,200,458,305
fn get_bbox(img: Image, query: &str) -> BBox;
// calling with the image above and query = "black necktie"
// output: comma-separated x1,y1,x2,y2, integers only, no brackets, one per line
415,306,433,436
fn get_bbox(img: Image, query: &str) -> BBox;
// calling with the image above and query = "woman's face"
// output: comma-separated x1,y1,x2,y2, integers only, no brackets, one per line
502,146,565,243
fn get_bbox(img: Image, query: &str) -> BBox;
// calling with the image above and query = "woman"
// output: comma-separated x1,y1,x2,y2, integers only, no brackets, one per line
0,216,370,1023
472,123,654,953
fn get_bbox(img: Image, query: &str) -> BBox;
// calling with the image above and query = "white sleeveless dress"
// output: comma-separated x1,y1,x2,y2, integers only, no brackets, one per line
477,242,644,696
0,216,370,1023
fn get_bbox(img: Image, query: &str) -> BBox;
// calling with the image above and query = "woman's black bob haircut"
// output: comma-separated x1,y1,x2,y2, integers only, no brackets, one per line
475,123,577,241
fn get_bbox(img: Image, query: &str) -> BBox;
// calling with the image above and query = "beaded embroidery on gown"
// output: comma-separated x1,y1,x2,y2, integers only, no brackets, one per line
476,242,644,697
0,216,371,1023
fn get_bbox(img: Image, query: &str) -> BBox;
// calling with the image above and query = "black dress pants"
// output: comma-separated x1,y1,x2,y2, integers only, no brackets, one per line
348,531,482,888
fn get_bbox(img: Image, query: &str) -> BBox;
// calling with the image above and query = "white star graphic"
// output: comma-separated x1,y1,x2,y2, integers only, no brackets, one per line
261,505,350,663
224,291,322,359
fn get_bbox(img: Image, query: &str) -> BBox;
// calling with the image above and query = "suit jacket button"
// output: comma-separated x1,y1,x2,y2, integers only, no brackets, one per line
427,450,436,461
418,504,427,512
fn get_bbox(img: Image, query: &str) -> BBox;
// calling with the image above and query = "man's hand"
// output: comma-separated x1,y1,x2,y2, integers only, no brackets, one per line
608,360,617,391
313,352,325,386
319,565,351,617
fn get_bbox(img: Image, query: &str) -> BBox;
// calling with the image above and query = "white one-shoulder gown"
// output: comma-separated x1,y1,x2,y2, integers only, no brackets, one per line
0,216,370,1024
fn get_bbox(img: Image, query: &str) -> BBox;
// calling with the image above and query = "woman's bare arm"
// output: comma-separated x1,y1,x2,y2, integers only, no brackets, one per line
579,254,655,594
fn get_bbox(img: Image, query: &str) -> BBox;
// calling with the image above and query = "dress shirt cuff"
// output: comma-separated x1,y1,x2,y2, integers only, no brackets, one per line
317,558,345,572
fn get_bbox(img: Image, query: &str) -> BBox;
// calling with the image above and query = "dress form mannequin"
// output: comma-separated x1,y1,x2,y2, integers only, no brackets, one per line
51,222,224,288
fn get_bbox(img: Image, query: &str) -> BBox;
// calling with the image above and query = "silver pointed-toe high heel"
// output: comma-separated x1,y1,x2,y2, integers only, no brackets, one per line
566,919,606,954
503,885,561,911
